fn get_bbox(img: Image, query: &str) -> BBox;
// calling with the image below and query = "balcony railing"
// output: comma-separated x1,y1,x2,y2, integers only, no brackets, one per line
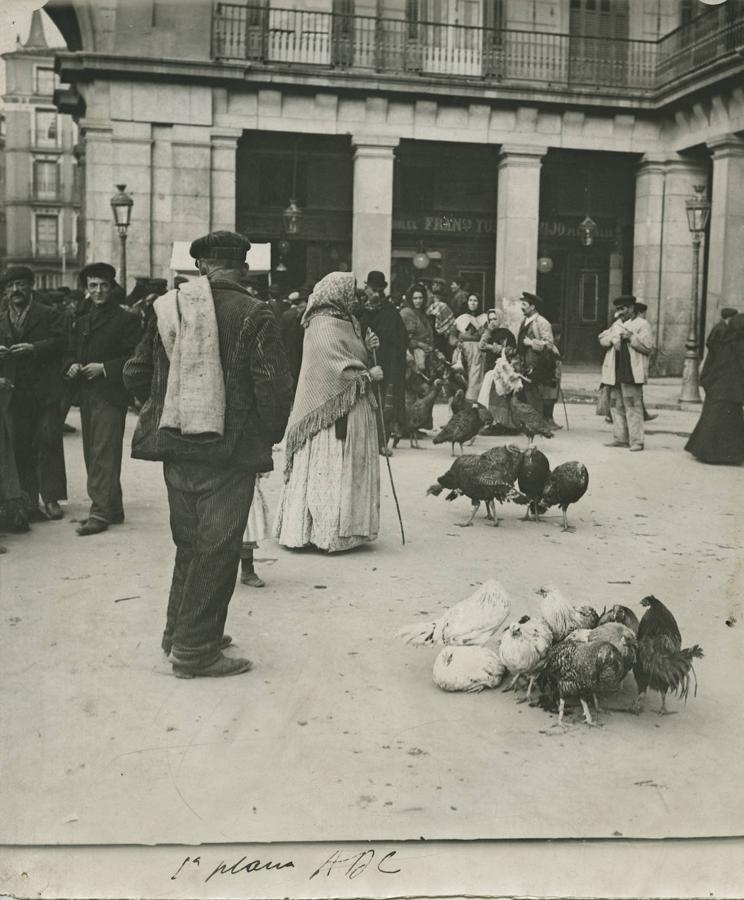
212,2,744,97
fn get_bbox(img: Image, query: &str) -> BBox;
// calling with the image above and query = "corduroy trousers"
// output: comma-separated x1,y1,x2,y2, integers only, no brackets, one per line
610,383,644,448
163,460,255,670
11,394,67,506
79,390,127,523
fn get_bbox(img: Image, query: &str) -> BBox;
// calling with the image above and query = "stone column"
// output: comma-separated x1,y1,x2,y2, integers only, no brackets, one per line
494,145,546,327
705,134,744,335
111,124,154,289
82,124,115,272
632,154,666,369
351,136,399,283
211,131,241,233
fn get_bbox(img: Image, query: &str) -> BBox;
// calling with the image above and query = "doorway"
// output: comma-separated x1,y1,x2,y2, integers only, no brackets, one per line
563,252,609,363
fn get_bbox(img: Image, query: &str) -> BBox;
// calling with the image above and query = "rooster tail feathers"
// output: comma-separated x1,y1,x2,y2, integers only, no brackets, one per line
396,622,437,646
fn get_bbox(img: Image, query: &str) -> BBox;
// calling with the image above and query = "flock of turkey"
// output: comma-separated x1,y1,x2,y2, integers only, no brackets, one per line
397,581,703,726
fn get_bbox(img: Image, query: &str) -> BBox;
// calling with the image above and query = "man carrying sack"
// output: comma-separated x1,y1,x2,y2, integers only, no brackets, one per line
123,231,292,679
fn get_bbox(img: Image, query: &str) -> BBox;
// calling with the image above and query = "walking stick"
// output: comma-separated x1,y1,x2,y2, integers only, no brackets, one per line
371,345,406,546
559,385,570,432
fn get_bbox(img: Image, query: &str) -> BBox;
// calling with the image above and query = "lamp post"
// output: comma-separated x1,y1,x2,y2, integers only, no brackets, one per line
110,184,133,291
679,184,711,405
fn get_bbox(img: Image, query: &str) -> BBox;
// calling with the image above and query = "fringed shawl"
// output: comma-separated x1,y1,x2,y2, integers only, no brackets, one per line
283,272,376,479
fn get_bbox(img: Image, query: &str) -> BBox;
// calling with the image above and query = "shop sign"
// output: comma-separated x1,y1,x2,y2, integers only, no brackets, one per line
393,214,496,235
539,219,615,241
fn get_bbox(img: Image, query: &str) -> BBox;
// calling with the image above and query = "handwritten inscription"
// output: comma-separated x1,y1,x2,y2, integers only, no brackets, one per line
170,848,400,883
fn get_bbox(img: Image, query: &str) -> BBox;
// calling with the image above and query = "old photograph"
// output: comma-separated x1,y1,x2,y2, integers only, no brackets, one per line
0,0,743,896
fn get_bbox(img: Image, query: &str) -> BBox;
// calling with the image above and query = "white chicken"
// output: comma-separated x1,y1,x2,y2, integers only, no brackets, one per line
432,645,507,693
396,580,512,647
492,348,526,397
498,614,553,700
537,585,600,642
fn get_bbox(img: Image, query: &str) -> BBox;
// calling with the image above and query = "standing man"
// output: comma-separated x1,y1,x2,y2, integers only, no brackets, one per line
633,300,657,423
517,291,559,415
64,262,143,536
0,266,67,520
599,295,654,452
280,288,309,394
123,231,292,679
449,276,469,317
356,270,408,454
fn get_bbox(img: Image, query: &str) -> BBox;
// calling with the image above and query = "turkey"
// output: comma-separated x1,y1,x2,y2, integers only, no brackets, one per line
433,403,492,456
633,594,703,715
426,445,522,526
511,447,551,522
499,614,554,702
567,622,637,680
538,461,589,532
598,604,640,636
393,378,443,449
396,579,512,647
431,350,468,400
508,395,553,446
537,585,600,642
432,645,507,693
536,639,626,725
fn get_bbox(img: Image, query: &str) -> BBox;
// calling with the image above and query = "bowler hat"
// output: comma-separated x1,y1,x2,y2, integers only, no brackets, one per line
365,270,388,291
189,230,251,263
81,262,117,284
721,307,739,320
0,265,34,287
613,294,637,308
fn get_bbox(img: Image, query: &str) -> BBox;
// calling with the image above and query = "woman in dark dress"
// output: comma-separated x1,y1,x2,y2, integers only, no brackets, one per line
685,313,744,465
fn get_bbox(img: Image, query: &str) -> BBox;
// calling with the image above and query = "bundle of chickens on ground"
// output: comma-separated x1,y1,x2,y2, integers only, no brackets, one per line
427,445,589,531
396,583,703,726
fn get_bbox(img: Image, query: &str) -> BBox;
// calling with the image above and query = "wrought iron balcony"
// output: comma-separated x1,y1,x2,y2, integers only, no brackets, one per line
212,2,744,99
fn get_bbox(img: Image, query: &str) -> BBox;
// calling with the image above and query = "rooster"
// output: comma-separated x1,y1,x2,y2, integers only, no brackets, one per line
396,580,511,647
393,378,443,449
536,639,626,726
499,614,554,701
538,461,589,532
508,395,553,447
598,604,640,636
433,403,492,456
512,447,551,522
432,645,507,693
426,446,522,526
633,594,703,715
537,585,600,642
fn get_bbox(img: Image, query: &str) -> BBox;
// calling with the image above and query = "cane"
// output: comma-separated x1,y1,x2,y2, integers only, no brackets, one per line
559,385,570,432
370,342,406,546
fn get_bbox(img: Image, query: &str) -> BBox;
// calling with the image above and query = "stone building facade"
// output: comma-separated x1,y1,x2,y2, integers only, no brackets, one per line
2,10,81,289
47,0,744,369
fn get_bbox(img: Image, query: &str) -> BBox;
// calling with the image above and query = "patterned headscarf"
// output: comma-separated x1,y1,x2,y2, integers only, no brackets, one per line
302,272,357,328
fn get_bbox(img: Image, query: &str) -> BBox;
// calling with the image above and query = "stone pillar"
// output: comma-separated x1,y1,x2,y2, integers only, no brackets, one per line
705,134,744,335
494,145,546,327
82,124,115,273
210,131,240,233
351,136,399,283
632,154,666,370
112,124,154,289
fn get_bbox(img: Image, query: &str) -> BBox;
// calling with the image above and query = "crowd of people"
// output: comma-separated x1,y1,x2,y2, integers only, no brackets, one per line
1,227,742,676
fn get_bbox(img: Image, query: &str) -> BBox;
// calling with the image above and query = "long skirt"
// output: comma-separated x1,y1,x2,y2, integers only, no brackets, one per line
477,371,517,430
460,342,486,401
685,400,744,465
274,395,380,552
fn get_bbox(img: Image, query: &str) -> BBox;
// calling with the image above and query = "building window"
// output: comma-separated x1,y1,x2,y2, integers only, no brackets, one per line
34,66,56,96
35,215,59,257
579,270,600,322
35,109,59,147
33,160,59,199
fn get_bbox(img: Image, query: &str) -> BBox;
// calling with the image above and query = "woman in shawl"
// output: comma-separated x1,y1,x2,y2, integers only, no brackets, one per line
274,272,383,552
400,283,434,374
685,312,744,465
477,311,520,433
454,293,488,400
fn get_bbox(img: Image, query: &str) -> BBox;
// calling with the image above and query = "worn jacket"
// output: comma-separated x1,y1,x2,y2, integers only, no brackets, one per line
64,302,143,409
122,278,292,471
599,316,654,385
0,300,67,405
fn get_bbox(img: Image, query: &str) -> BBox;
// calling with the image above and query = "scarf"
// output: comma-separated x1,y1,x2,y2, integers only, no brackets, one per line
284,272,375,479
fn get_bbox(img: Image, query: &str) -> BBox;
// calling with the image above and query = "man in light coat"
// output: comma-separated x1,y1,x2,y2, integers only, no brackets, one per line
599,295,654,451
517,291,559,415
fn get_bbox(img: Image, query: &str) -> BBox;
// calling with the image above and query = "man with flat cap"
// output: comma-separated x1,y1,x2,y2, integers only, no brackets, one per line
64,262,143,535
599,294,654,451
0,265,68,521
517,291,559,416
123,230,292,679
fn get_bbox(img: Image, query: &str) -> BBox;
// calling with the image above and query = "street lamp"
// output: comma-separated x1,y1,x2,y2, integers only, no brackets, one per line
578,215,597,247
110,183,134,291
679,184,711,404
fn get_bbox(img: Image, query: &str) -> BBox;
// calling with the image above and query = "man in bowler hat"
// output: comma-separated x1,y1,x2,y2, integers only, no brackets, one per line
124,231,292,679
517,291,559,416
0,265,68,520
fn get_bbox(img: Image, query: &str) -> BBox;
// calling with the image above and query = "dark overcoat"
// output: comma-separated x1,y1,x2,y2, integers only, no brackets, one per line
0,301,67,406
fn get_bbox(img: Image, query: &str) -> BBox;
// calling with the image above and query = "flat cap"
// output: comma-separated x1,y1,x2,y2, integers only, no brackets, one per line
521,291,544,310
189,230,251,262
721,307,739,319
634,301,648,312
81,262,117,283
1,265,34,287
613,294,637,307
